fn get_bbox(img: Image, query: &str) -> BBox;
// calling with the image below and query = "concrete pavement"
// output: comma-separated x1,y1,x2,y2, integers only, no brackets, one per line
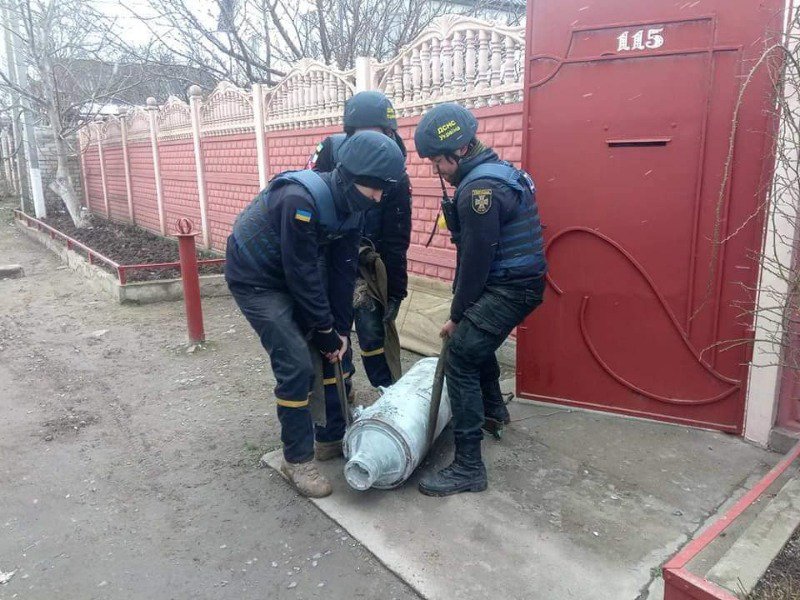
267,394,778,600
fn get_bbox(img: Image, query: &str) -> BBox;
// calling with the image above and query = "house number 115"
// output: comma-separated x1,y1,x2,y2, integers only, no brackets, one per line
617,28,665,52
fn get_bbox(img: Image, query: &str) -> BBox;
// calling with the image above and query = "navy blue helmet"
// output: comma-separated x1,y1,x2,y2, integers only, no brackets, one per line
414,102,478,158
338,130,405,190
343,91,398,131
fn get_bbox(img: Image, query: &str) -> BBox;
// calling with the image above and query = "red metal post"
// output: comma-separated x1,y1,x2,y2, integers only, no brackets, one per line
175,218,205,344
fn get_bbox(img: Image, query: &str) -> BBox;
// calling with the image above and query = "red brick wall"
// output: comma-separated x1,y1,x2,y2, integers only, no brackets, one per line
80,103,524,282
102,144,129,223
265,125,337,176
82,146,103,216
160,139,200,237
202,133,261,250
127,141,159,233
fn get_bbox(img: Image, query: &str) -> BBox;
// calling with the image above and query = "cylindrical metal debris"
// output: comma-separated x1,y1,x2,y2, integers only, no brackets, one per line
343,357,452,490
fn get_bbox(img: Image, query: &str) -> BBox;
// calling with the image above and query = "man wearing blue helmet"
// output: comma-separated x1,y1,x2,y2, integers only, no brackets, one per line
307,91,412,409
225,130,406,498
414,103,547,496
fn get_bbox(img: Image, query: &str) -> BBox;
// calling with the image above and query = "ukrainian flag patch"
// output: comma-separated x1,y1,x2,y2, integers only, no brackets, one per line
294,209,312,223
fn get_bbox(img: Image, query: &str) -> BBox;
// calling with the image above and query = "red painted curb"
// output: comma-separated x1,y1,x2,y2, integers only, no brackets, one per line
662,441,800,599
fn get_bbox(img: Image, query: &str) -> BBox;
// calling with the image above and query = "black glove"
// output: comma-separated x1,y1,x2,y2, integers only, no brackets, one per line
383,298,401,323
312,328,342,354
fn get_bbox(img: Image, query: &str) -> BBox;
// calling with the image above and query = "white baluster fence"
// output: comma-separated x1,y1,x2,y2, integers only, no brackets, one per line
156,96,194,141
263,59,357,131
199,81,255,137
75,15,526,248
373,15,525,114
82,15,524,144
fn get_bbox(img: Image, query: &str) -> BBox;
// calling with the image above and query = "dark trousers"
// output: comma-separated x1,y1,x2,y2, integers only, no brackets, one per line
228,282,349,463
446,277,545,444
354,301,394,388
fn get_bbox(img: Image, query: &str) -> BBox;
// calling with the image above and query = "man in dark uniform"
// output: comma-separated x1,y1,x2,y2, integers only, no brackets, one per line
307,91,412,398
413,103,547,496
225,131,406,498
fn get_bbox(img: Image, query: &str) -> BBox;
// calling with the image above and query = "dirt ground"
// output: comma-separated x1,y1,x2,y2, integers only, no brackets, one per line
0,198,420,600
40,212,222,281
748,527,800,600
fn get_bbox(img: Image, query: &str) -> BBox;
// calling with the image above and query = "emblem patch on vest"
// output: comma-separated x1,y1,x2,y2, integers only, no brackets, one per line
294,209,312,223
471,189,493,214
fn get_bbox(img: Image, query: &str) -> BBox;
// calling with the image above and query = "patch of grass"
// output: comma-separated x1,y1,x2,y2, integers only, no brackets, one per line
243,440,281,465
243,440,262,453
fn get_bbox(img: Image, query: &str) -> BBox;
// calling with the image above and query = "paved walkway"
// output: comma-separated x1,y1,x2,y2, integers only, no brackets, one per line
0,201,781,599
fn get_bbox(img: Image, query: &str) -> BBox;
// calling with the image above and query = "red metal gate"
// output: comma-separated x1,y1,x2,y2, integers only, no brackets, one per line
518,0,784,432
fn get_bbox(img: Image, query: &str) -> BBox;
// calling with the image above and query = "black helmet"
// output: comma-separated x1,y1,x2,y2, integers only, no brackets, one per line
338,130,405,190
414,102,478,158
343,91,398,131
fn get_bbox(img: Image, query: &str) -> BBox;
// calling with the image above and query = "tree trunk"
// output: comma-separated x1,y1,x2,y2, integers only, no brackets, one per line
49,141,87,227
47,110,88,227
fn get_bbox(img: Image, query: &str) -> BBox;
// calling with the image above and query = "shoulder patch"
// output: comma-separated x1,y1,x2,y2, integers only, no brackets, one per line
294,209,312,223
471,188,493,214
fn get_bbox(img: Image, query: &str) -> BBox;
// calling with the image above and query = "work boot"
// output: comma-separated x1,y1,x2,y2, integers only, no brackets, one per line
280,459,332,498
314,439,344,461
482,381,511,439
418,439,487,497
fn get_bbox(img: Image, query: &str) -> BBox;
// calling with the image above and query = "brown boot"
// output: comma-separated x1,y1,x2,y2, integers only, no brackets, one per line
314,439,344,461
280,459,332,498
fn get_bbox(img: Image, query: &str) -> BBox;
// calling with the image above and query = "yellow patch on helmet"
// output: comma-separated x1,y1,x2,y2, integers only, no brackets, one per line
436,120,462,141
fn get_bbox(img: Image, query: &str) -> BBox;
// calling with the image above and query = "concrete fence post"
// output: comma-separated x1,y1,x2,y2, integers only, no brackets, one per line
188,85,211,249
355,56,373,92
119,108,135,224
78,133,90,209
252,83,268,190
146,97,167,236
95,116,110,218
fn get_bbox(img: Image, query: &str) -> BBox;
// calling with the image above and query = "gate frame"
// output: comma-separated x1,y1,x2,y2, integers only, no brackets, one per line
744,0,800,446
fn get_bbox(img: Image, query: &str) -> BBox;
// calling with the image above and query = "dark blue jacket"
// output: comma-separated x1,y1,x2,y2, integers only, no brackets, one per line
450,149,547,322
308,133,412,302
225,171,362,334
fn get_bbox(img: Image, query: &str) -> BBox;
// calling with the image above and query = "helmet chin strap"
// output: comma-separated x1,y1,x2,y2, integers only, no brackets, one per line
447,140,479,185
